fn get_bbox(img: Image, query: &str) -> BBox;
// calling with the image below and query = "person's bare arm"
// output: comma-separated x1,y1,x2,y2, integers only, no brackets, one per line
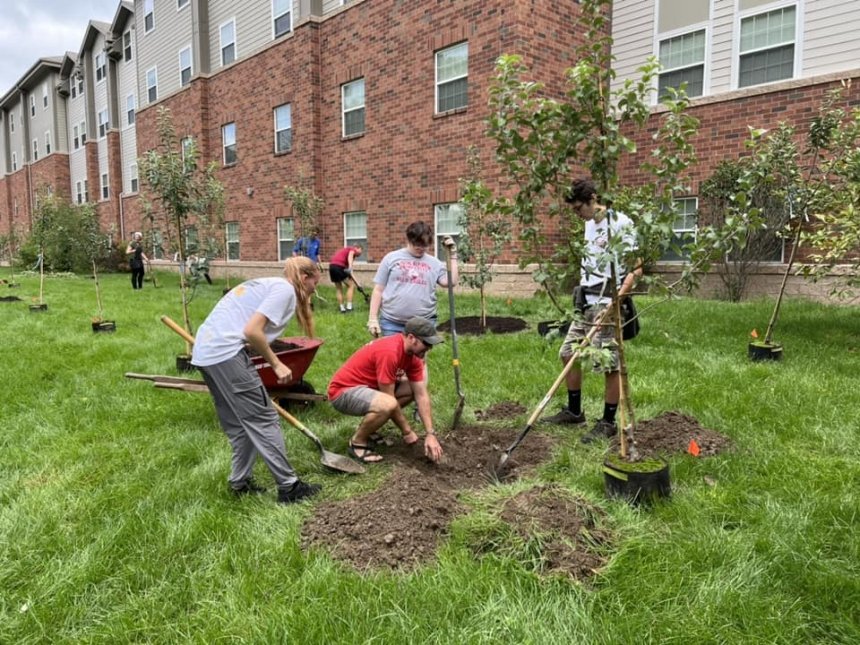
243,312,291,384
411,380,442,462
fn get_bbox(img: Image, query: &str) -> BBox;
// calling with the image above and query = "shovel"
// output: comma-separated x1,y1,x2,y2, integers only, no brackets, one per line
159,315,364,475
348,274,371,303
494,306,607,479
445,246,465,430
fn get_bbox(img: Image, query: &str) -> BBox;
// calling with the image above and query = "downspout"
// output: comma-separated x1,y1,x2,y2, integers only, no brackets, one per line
119,191,125,241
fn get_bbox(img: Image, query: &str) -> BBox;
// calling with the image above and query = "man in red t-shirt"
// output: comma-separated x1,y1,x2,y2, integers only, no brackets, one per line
328,317,444,463
328,245,362,313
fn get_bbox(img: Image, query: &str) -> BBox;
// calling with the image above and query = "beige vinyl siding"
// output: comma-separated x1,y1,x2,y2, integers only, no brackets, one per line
70,147,88,193
208,0,298,71
117,12,139,195
706,0,736,93
7,103,24,165
28,83,55,155
658,0,709,33
0,115,7,176
802,0,860,76
53,84,68,152
610,0,656,95
136,0,193,105
322,0,348,14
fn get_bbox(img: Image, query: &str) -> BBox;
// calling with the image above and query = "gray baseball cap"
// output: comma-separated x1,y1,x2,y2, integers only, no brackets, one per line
403,317,444,345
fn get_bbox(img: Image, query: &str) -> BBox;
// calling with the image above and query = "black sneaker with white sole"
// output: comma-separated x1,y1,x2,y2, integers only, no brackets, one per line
277,479,322,504
542,407,586,425
231,479,267,496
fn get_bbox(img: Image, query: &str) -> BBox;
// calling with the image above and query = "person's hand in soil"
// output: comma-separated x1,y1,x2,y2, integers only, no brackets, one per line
424,433,442,463
402,429,419,445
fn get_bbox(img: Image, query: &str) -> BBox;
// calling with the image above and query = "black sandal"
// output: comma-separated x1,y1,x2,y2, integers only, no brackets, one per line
348,441,384,463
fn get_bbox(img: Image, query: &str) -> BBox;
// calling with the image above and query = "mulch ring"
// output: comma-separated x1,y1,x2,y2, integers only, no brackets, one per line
0,296,22,302
301,425,555,572
495,484,612,581
475,400,527,421
437,316,528,335
613,410,732,458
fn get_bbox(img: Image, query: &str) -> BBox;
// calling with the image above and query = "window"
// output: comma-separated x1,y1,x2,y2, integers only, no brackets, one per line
739,5,796,88
151,229,165,259
185,227,198,253
342,78,365,137
73,125,80,150
9,112,14,132
436,42,468,113
220,20,236,66
661,197,698,261
344,211,367,261
178,0,189,9
71,83,77,99
658,29,705,99
42,84,48,108
226,222,240,261
146,67,158,103
130,163,139,193
123,31,133,62
30,96,36,117
434,203,464,255
101,173,109,200
11,152,17,171
274,103,292,153
222,122,237,165
32,139,39,161
80,120,87,144
179,46,192,87
144,0,154,32
98,109,109,138
127,94,135,126
273,0,292,38
45,131,51,155
76,181,83,204
95,52,106,83
77,76,84,95
181,137,194,163
83,179,89,202
277,217,295,261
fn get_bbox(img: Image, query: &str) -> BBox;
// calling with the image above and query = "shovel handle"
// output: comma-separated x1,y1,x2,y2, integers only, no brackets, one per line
161,315,195,345
270,399,324,450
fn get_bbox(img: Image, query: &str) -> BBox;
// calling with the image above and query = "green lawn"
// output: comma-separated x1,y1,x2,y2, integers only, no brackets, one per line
1,269,858,643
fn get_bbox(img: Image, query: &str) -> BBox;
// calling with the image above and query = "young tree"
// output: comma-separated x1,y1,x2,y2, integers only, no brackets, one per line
284,180,324,244
138,107,225,353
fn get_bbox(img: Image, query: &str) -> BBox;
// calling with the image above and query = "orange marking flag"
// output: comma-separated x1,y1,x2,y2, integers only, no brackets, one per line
750,329,759,339
688,439,701,457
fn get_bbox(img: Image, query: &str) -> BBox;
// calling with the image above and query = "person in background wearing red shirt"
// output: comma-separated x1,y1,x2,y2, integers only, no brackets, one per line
327,317,444,464
328,245,362,313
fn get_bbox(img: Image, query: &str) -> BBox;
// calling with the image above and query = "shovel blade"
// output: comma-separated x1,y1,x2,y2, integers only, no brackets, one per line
320,450,366,475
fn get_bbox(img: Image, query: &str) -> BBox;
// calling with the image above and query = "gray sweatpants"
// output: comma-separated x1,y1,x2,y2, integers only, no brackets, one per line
199,350,298,491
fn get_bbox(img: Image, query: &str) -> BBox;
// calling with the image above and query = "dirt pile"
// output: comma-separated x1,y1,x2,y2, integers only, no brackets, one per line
301,425,554,571
475,401,527,421
616,411,732,457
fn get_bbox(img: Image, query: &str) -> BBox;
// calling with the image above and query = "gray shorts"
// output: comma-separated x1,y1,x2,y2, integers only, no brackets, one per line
559,304,619,373
331,386,378,416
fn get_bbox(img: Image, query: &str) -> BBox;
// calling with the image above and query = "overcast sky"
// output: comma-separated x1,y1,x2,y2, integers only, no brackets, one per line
0,0,120,96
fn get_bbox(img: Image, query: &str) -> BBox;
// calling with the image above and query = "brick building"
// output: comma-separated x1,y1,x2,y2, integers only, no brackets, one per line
1,0,858,299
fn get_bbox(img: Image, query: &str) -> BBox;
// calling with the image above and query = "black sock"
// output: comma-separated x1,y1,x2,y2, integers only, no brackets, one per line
603,402,618,424
567,390,582,415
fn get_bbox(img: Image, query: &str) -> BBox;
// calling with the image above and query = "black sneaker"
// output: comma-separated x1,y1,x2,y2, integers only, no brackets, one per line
277,480,322,504
581,419,617,444
543,407,586,425
232,479,267,496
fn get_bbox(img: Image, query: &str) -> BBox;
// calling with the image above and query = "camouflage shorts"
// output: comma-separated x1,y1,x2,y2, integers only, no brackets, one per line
559,304,619,373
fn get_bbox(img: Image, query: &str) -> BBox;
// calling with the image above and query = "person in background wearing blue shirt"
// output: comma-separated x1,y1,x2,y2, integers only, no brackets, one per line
292,229,321,265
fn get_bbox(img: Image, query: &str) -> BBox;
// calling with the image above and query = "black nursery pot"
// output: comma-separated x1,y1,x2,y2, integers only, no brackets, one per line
603,456,671,505
92,320,117,333
29,303,48,312
176,354,196,372
748,341,783,362
537,320,571,337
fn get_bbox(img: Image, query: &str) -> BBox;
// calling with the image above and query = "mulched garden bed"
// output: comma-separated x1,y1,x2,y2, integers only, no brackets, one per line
613,410,732,458
437,316,528,335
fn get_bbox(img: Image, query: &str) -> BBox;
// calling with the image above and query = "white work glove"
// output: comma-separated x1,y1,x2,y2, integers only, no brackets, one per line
344,267,352,275
442,236,456,250
367,317,381,338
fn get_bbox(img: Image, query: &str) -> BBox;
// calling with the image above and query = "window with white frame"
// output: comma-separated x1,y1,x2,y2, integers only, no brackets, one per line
42,84,48,108
98,109,109,138
11,152,17,171
80,120,87,144
436,42,468,113
144,0,154,32
150,229,165,259
342,78,365,137
658,29,705,99
277,217,295,261
71,83,77,99
76,180,83,204
185,226,198,253
101,173,109,200
179,46,192,86
739,5,796,88
123,31,132,61
225,222,240,260
178,0,189,9
220,20,236,66
181,136,194,163
32,139,38,161
83,179,89,202
77,76,84,95
274,103,292,153
273,0,292,38
344,211,367,261
130,163,139,193
127,94,135,126
434,203,464,255
9,112,14,132
95,52,106,83
30,96,36,117
45,131,51,155
661,197,698,261
73,125,80,149
222,122,237,165
146,67,158,103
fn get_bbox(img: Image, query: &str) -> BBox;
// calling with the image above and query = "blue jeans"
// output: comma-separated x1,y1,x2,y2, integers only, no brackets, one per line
379,316,438,337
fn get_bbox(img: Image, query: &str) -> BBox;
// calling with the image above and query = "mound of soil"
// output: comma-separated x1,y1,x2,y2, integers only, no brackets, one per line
475,401,527,421
438,316,528,335
498,484,611,581
301,425,554,571
614,411,732,458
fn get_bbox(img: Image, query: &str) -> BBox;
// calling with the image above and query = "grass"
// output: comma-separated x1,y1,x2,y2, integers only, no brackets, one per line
1,268,858,643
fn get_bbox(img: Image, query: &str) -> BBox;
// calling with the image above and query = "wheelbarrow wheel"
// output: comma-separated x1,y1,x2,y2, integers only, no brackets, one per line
278,380,318,411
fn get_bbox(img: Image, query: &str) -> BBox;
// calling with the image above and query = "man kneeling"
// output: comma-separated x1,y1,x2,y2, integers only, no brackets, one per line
327,317,444,464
